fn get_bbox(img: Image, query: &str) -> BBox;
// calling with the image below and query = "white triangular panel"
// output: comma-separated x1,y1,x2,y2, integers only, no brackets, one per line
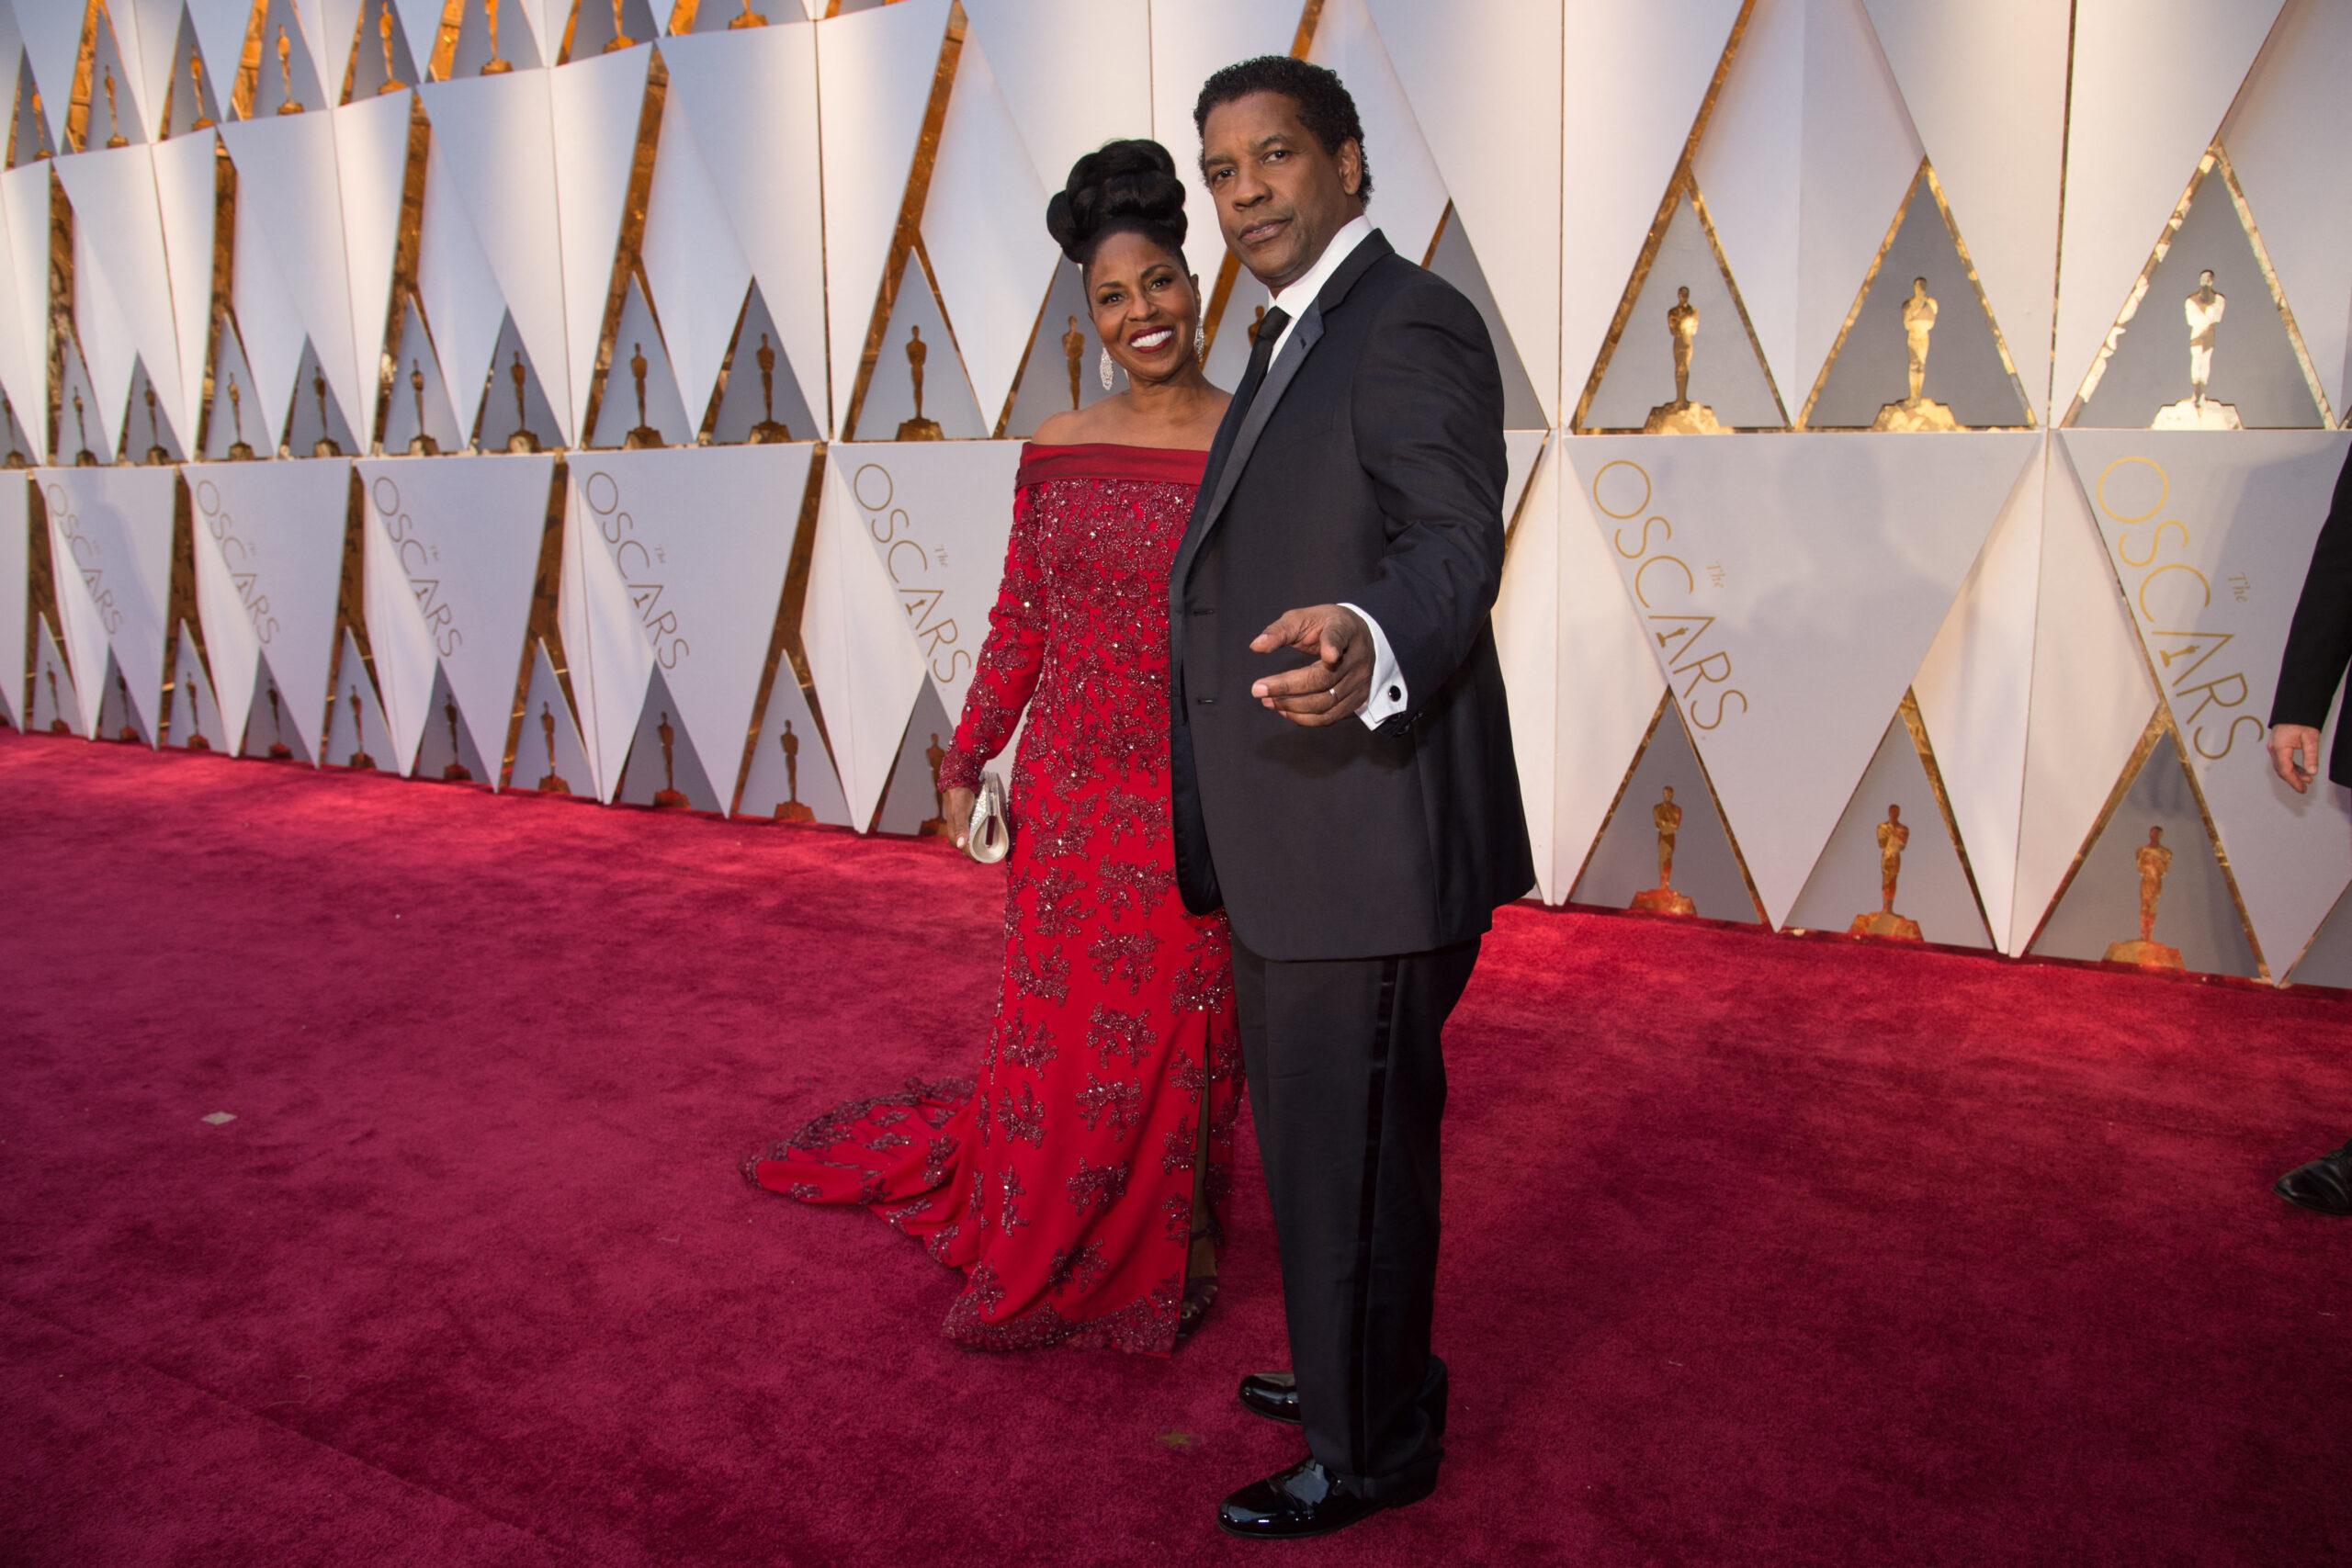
557,477,646,799
105,0,163,136
184,0,263,114
167,620,228,750
417,70,571,441
1573,432,2038,927
321,626,393,770
1148,0,1305,287
220,114,365,454
1307,0,1447,270
37,465,176,741
960,0,1143,189
2053,0,2284,414
1493,445,1560,900
639,65,753,427
549,43,649,446
1908,434,2048,944
55,147,175,458
150,130,216,448
2008,440,2163,953
29,614,79,734
1861,0,2070,419
187,457,351,760
801,452,931,829
15,0,85,146
1503,428,1547,527
920,33,1053,429
816,0,951,438
2222,0,2352,416
2064,428,2352,972
1561,0,1744,412
389,0,439,74
332,88,414,437
230,176,321,445
1364,0,1560,420
0,163,49,462
662,23,825,434
356,453,551,776
509,638,590,795
1691,0,1805,398
0,471,25,726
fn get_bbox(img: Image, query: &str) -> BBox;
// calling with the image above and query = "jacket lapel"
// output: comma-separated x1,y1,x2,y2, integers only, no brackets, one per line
1173,230,1395,592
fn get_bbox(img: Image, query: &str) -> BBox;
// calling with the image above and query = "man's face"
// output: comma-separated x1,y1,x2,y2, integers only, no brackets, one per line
1199,90,1363,294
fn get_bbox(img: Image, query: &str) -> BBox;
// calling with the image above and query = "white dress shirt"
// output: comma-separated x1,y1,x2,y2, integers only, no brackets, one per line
1261,214,1407,729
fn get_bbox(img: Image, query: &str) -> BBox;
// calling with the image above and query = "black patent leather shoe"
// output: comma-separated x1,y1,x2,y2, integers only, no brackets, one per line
2276,1142,2352,1216
1217,1456,1433,1540
1238,1371,1300,1425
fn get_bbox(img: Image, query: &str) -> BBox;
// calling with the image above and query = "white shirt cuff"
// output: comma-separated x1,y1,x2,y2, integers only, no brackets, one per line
1340,603,1407,728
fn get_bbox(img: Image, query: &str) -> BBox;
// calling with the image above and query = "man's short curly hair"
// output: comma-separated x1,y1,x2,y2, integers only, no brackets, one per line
1193,56,1373,204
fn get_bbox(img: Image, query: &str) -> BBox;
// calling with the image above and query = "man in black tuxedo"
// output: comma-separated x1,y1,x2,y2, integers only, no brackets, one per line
2267,446,2352,1217
1169,58,1533,1540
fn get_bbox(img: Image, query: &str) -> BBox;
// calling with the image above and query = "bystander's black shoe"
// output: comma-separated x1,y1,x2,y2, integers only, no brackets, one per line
1237,1371,1300,1424
1217,1456,1433,1540
2276,1141,2352,1215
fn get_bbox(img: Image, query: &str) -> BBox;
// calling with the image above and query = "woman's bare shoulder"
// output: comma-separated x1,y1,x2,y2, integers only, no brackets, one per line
1032,407,1090,445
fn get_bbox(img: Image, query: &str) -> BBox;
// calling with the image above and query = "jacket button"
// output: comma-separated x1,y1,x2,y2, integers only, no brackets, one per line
1196,695,1217,705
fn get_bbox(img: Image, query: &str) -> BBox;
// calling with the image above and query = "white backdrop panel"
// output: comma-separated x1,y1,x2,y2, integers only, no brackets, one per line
1560,0,1744,411
817,0,952,438
1493,444,1561,900
37,465,176,741
1307,0,1447,270
550,44,650,446
356,454,551,777
333,89,415,439
55,146,175,457
0,162,48,462
1149,0,1313,288
560,444,809,809
2066,428,2352,970
658,23,825,436
187,457,351,761
0,474,25,727
1860,0,2071,419
2052,0,2284,415
639,66,752,430
220,113,365,450
961,0,1146,190
1573,431,2039,926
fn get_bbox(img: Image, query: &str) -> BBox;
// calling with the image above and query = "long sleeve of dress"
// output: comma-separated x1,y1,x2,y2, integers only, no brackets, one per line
939,484,1048,793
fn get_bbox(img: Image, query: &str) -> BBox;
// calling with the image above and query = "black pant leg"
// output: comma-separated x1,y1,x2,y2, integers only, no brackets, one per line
1231,933,1480,1499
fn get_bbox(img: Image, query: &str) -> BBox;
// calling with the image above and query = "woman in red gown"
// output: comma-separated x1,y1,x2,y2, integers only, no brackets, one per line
747,142,1239,1355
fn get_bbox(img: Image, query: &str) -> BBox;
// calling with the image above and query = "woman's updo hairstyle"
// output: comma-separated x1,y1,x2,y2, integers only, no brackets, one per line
1045,139,1188,273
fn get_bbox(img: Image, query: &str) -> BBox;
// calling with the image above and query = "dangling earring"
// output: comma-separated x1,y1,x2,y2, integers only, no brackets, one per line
1098,347,1115,391
1193,322,1206,360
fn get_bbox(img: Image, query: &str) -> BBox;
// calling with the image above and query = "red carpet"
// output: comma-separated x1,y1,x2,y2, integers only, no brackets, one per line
3,730,2348,1566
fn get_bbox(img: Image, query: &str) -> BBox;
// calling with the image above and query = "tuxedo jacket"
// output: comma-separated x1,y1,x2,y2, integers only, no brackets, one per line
1167,230,1534,961
2271,446,2352,784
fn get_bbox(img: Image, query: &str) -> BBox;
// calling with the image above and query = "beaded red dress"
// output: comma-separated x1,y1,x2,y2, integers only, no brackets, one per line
747,443,1242,1355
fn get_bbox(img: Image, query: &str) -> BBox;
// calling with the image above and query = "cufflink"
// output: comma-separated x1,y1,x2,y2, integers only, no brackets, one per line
1386,686,1401,702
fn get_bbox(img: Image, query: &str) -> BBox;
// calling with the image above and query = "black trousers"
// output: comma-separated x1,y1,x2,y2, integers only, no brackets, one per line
1231,931,1482,1499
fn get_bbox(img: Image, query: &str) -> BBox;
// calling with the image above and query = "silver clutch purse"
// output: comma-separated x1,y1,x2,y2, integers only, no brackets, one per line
965,771,1011,864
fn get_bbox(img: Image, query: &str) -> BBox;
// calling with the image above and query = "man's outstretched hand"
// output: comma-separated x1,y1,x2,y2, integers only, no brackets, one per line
2270,723,2323,795
1250,604,1370,728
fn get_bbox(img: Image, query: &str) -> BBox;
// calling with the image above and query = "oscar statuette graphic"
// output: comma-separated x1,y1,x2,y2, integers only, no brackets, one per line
345,685,375,770
311,368,341,456
186,58,213,131
1630,786,1698,915
377,0,406,94
919,732,951,837
1248,304,1266,345
623,342,662,449
1871,279,1959,432
115,670,138,741
181,675,210,750
1062,316,1086,411
650,710,689,808
1848,805,1924,942
144,384,171,464
28,88,51,158
506,351,541,452
535,701,570,795
73,388,96,466
1644,287,1728,434
406,362,439,456
729,0,770,28
440,694,472,781
481,0,514,74
47,666,69,732
604,0,636,53
3,393,27,466
226,375,256,460
897,325,943,440
266,685,293,758
2152,270,2244,430
275,27,304,114
748,333,791,443
103,67,127,149
773,719,815,822
2105,827,2185,969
